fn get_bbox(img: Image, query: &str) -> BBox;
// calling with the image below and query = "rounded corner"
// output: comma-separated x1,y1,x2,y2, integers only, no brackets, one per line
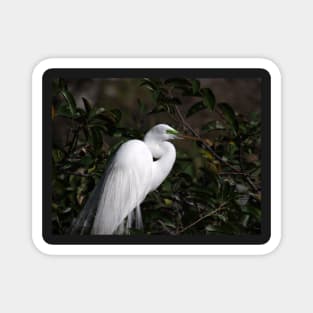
32,58,57,82
256,57,282,80
31,230,55,256
259,232,282,256
32,58,281,256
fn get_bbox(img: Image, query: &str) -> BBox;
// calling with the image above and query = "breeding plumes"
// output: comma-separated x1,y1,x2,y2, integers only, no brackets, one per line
70,124,180,235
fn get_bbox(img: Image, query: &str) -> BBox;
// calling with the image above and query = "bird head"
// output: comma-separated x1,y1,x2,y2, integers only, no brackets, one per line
144,124,180,142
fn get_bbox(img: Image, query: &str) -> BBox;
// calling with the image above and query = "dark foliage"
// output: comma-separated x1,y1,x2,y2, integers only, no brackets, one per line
51,78,261,235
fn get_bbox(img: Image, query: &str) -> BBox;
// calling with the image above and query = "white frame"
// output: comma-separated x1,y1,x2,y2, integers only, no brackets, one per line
32,58,281,255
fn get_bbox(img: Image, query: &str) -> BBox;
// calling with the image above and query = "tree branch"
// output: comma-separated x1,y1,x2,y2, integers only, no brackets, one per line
177,202,227,234
173,105,259,192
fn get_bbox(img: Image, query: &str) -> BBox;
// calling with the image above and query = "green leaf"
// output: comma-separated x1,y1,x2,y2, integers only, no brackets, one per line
154,90,181,107
60,89,76,115
186,88,215,117
242,205,261,221
218,102,239,133
139,78,159,91
56,102,75,118
93,109,121,125
201,88,215,110
90,124,108,135
52,149,65,163
90,128,103,150
80,155,94,167
82,97,91,113
110,109,122,124
58,78,67,91
191,80,200,95
149,104,168,114
137,98,145,113
164,78,193,96
186,101,207,117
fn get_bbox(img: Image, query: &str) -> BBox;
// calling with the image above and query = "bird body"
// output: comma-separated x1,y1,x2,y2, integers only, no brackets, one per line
91,139,153,234
72,124,179,235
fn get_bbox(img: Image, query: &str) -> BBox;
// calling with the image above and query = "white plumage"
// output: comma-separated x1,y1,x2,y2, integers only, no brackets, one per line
71,124,179,235
91,140,153,234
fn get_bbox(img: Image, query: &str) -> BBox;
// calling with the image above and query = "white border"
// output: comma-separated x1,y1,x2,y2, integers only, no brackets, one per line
32,58,281,255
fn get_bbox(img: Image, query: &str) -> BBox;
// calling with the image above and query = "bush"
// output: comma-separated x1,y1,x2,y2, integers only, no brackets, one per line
51,78,261,235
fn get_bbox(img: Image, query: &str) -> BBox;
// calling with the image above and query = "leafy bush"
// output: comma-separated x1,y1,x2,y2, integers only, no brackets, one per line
51,78,261,235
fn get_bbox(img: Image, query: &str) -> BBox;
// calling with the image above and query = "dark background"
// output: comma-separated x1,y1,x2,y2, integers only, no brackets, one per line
54,78,261,149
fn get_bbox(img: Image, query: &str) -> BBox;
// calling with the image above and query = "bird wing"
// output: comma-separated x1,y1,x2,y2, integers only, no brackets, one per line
91,140,153,234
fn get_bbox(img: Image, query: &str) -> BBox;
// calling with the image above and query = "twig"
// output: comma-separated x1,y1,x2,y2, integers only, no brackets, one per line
174,105,259,191
157,220,176,235
63,171,95,177
177,202,227,234
166,110,180,124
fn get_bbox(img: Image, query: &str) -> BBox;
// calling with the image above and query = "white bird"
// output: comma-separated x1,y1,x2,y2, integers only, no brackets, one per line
70,124,180,235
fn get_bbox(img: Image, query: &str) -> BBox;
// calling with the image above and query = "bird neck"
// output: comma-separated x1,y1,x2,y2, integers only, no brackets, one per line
144,139,176,191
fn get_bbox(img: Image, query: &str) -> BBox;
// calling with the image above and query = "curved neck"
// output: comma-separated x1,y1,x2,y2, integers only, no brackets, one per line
144,139,176,192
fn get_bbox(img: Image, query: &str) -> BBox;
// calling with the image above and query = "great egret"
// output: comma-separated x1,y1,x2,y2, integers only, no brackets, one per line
70,124,181,235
